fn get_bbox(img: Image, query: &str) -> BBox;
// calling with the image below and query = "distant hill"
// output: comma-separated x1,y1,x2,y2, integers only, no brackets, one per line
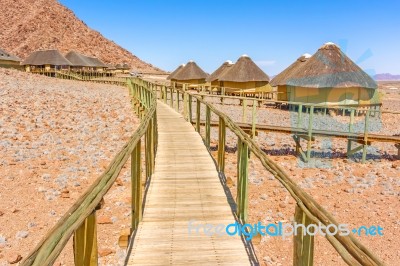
0,0,164,73
374,73,400,81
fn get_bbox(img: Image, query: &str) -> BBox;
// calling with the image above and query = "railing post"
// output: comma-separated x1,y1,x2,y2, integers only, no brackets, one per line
297,104,303,128
196,99,201,133
347,109,355,157
362,110,370,163
237,138,249,222
251,99,257,138
242,98,247,123
170,87,174,108
132,139,142,230
73,211,98,266
176,90,179,112
163,86,167,104
306,106,314,162
205,105,211,148
188,94,193,123
183,91,188,119
293,205,314,266
218,118,226,172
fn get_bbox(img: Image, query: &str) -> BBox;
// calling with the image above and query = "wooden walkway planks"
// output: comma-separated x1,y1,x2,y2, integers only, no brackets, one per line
127,102,251,265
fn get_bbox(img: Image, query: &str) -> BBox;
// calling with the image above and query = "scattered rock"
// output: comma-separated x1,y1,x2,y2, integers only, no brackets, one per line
98,248,115,257
7,252,22,264
16,230,29,239
97,216,113,224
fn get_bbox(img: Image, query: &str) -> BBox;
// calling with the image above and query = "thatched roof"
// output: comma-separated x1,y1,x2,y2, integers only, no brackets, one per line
122,63,130,69
287,43,377,89
173,61,208,81
167,64,185,80
218,55,270,82
0,48,20,62
88,57,108,68
22,50,72,66
106,64,116,70
65,51,107,68
270,53,311,86
115,64,123,69
206,60,234,82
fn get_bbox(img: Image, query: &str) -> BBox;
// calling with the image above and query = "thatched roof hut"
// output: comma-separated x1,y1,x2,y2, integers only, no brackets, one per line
22,49,72,66
173,60,208,81
270,53,311,86
172,61,208,89
283,42,378,105
65,51,93,67
206,60,234,83
167,64,185,80
0,48,20,62
287,43,377,89
270,53,311,101
217,55,271,94
219,55,270,83
0,48,21,69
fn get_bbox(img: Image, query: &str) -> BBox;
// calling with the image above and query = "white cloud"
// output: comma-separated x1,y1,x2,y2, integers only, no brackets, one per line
255,60,276,67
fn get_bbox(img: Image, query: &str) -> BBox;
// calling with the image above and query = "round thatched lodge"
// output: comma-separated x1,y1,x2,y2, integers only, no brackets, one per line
0,48,21,69
216,55,271,95
271,42,379,106
270,53,311,101
206,60,234,93
65,51,108,73
22,49,72,73
168,60,208,90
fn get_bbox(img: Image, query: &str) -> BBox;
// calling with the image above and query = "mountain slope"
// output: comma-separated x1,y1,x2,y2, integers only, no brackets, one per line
0,0,163,73
374,73,400,81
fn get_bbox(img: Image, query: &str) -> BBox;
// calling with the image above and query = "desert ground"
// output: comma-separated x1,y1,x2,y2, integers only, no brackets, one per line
0,70,399,265
0,68,139,265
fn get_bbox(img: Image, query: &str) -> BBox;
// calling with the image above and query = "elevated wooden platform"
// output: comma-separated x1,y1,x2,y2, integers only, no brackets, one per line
127,102,252,265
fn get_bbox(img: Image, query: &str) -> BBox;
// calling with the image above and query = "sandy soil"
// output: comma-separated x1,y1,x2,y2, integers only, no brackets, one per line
0,69,138,265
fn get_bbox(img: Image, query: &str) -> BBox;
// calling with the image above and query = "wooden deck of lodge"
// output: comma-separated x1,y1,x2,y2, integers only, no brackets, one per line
127,102,252,265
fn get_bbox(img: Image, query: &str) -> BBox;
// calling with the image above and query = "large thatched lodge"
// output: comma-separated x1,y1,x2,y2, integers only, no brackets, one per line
15,49,125,77
271,42,379,106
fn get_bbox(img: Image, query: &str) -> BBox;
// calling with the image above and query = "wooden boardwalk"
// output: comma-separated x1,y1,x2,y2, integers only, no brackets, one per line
127,102,252,265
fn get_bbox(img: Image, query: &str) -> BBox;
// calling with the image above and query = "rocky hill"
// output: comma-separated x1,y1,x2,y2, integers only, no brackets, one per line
0,0,163,73
374,73,400,81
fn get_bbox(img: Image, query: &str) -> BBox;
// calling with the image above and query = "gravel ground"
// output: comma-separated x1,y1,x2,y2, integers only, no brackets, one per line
0,69,139,265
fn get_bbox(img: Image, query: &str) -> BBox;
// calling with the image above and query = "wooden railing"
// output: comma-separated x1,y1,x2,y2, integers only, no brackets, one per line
21,78,157,265
154,83,385,266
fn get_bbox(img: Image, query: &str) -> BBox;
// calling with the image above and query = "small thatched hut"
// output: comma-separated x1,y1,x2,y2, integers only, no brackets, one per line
89,57,108,72
218,55,271,94
270,53,311,101
167,64,185,87
122,63,131,74
284,42,379,105
206,60,234,92
65,51,108,72
173,60,208,89
0,48,21,69
22,49,72,72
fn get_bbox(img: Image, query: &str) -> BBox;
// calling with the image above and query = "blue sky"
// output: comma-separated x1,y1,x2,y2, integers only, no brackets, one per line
59,0,400,75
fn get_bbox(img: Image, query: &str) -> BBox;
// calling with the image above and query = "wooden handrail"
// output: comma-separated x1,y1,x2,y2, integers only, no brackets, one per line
21,78,158,265
157,83,385,266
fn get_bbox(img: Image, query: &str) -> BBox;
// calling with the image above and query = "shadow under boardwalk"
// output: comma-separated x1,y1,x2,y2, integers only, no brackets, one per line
127,102,252,265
